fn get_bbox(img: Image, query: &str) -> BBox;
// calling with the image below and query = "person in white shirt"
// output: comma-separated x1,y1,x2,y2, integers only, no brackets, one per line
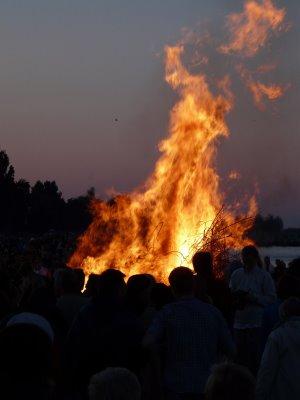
230,245,276,374
256,297,300,400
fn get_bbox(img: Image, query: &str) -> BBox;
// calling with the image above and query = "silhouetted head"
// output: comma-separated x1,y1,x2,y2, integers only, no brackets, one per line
7,312,54,343
277,273,300,300
151,283,174,310
264,256,271,267
72,268,85,293
0,321,54,400
273,259,286,282
0,323,53,380
276,259,286,268
98,269,126,301
205,362,255,400
192,251,213,278
85,274,102,298
53,268,64,297
288,258,300,278
169,267,194,298
241,246,262,269
54,267,82,296
127,274,155,314
280,297,300,319
89,367,141,400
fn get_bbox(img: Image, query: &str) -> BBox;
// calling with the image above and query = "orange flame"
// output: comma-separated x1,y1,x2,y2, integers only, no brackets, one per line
238,64,285,110
69,43,254,282
251,82,284,105
220,0,286,58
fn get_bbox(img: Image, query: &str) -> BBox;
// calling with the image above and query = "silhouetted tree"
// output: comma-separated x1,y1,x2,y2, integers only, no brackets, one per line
0,150,94,235
0,151,14,183
63,188,94,232
248,214,284,246
10,179,31,231
0,151,17,231
28,181,66,233
1,149,300,248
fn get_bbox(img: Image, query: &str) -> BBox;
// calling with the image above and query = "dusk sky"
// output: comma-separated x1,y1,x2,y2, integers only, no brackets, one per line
1,0,299,226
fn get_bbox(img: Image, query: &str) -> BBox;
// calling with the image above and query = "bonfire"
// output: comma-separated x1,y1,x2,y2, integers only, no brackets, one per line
70,0,288,282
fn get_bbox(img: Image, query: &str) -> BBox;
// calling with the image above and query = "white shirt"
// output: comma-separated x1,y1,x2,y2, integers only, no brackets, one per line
230,266,276,329
256,317,300,400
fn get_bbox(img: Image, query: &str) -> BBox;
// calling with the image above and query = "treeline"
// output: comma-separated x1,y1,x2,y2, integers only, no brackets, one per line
0,150,92,234
248,214,300,247
1,149,300,245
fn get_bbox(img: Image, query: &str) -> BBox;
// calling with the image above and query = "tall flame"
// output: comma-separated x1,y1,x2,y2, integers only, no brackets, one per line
70,0,288,282
70,44,254,282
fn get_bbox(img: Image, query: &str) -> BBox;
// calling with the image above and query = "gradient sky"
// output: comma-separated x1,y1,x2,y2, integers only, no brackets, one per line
1,0,299,226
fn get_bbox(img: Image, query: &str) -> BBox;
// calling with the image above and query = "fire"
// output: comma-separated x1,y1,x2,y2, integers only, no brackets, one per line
69,44,253,282
250,81,284,108
219,0,286,58
69,0,288,282
237,64,285,110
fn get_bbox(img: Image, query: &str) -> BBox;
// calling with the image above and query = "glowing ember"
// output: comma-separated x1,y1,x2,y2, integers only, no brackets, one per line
69,0,288,282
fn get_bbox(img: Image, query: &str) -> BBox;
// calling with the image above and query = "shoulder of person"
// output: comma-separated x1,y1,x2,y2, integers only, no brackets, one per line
198,300,223,317
155,302,174,316
259,268,273,279
230,267,244,279
268,323,287,347
161,298,201,314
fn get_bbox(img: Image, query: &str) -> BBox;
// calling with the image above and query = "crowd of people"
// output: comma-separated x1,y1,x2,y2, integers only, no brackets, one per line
0,244,299,400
